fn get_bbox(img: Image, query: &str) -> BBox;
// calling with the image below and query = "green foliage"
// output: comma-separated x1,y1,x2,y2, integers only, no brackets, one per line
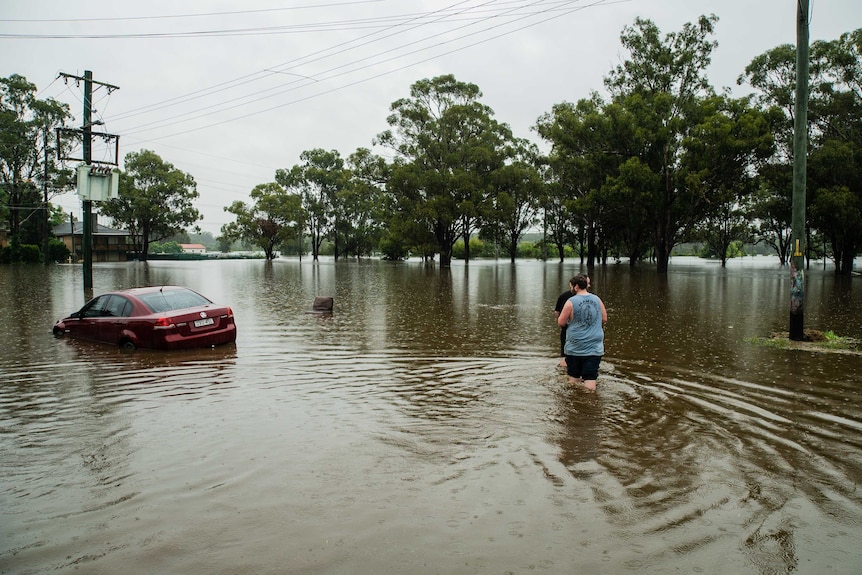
47,237,69,262
748,168,793,264
0,74,75,248
99,149,200,262
216,23,861,271
821,331,860,350
481,140,543,262
741,27,862,274
339,148,389,259
150,240,182,254
275,149,345,261
452,237,497,259
378,233,408,260
698,239,746,260
17,244,41,263
0,237,41,263
376,75,514,267
221,182,303,260
516,241,545,259
746,332,860,353
536,16,726,271
745,336,790,350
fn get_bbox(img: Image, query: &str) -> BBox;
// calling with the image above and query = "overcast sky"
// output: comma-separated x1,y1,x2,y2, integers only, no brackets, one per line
2,0,859,235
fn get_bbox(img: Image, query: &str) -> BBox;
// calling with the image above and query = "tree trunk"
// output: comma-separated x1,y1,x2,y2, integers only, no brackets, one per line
838,242,855,275
440,250,452,267
140,228,150,262
586,221,597,268
655,237,670,273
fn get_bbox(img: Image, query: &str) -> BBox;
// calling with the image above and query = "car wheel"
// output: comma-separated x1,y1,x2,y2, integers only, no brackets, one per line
120,339,137,351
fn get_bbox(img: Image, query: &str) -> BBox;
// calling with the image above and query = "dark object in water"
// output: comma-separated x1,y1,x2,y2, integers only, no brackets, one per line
307,296,333,314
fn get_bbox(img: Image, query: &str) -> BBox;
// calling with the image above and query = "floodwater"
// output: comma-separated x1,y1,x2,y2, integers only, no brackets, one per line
1,257,860,575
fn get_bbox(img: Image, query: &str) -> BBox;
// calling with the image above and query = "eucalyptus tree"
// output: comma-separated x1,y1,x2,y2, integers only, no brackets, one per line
536,166,572,263
341,147,390,258
0,74,74,250
739,43,809,265
683,94,775,266
481,138,543,262
807,29,862,274
534,113,577,263
749,167,792,264
537,96,654,266
221,182,304,260
808,140,861,274
603,15,720,272
741,28,862,273
376,75,508,267
100,149,200,261
276,148,346,261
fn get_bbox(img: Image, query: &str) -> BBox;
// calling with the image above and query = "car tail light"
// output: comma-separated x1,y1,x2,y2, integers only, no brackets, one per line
222,307,233,318
153,317,176,330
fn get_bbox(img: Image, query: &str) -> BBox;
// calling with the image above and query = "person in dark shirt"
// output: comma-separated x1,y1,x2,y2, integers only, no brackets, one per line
554,282,575,367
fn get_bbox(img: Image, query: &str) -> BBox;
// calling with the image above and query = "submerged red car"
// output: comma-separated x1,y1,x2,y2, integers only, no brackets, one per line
53,286,237,350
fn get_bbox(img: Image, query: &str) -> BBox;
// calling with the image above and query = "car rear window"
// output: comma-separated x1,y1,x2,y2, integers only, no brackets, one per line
139,289,212,313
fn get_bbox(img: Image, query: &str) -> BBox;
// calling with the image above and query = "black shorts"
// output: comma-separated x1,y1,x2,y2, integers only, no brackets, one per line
565,355,602,380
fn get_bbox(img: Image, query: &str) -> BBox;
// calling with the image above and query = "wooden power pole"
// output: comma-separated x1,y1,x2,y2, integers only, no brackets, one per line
790,0,809,341
58,71,119,291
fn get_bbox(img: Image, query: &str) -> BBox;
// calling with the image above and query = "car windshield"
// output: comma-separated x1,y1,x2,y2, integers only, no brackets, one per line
138,288,211,313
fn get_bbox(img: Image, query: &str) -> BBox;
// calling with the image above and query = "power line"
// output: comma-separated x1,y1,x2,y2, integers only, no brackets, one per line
0,3,544,39
38,0,623,191
0,1,387,24
105,0,481,122
118,0,499,132
118,1,610,137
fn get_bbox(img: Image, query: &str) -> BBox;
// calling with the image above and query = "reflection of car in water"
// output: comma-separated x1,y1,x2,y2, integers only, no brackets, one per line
53,286,237,351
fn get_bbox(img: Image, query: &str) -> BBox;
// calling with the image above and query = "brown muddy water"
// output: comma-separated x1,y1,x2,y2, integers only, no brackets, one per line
1,257,860,575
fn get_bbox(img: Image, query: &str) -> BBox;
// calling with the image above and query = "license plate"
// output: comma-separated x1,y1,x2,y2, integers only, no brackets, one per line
194,317,214,328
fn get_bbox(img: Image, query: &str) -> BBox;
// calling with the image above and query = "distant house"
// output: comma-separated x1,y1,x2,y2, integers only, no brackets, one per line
180,243,206,254
52,216,131,262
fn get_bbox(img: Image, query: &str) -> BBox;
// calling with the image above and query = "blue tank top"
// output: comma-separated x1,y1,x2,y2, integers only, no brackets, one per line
564,293,604,356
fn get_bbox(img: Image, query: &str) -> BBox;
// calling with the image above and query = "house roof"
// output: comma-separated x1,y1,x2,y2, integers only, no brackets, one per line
52,222,129,236
180,243,206,250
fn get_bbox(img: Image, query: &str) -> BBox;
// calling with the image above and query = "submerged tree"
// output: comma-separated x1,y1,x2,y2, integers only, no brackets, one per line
536,94,646,265
221,182,304,260
376,75,509,266
603,15,720,273
481,139,543,262
537,17,724,271
807,29,862,274
341,147,389,258
682,95,775,266
741,28,862,273
276,148,346,261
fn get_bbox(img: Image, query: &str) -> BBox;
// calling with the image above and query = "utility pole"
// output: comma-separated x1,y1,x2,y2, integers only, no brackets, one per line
43,128,50,265
790,0,809,341
58,71,119,291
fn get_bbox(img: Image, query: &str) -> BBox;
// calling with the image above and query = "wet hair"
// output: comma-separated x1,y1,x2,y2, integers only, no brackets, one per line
570,274,589,290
